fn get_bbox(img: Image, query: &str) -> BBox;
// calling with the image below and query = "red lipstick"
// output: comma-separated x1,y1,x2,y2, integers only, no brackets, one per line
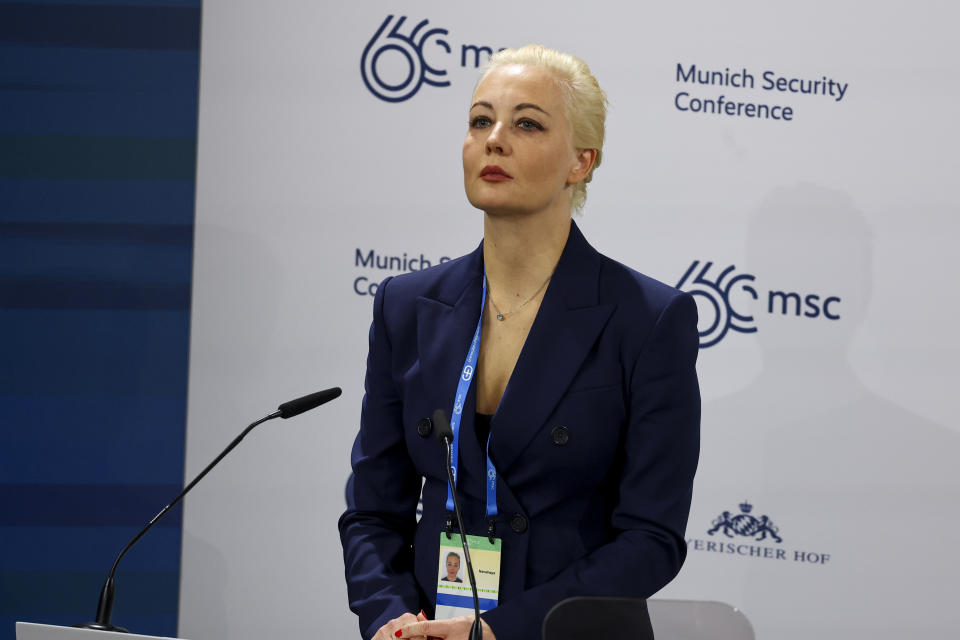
480,165,512,182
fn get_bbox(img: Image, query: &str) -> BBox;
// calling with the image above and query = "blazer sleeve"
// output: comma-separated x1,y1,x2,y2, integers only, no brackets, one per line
338,276,423,640
482,292,701,640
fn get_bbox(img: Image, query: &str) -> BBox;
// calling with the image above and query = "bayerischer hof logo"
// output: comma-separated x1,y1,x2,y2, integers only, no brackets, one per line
708,500,782,543
687,500,831,566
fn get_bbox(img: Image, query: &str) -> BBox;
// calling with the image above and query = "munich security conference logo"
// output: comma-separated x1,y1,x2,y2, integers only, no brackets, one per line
676,261,758,348
708,501,782,543
361,15,451,102
676,259,843,348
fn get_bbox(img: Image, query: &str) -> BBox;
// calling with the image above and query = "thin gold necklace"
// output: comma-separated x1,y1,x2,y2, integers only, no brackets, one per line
487,274,552,321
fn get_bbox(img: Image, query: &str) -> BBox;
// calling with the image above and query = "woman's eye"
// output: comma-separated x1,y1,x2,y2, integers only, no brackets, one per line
470,116,492,128
516,119,544,131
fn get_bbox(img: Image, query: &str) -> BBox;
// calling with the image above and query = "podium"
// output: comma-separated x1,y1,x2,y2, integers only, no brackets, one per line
543,597,654,640
15,624,189,640
648,599,755,639
20,600,754,640
543,598,754,640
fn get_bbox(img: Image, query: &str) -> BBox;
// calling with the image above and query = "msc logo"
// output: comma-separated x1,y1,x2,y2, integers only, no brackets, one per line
676,261,757,348
361,15,503,102
708,500,782,543
361,15,450,102
676,260,842,348
461,365,474,382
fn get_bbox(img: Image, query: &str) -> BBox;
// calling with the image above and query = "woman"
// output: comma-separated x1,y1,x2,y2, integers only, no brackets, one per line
339,45,700,640
440,553,463,583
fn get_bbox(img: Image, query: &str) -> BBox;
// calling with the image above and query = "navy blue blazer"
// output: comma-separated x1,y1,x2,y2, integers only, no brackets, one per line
339,222,700,640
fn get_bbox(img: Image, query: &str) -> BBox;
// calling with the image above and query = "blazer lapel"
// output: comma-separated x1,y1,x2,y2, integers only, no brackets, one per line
490,222,615,474
416,245,486,476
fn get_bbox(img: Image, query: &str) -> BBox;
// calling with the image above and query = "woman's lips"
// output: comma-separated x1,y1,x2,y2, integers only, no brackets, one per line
480,165,512,182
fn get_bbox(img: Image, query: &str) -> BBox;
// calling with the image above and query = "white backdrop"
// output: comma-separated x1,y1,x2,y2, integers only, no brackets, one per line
181,1,960,638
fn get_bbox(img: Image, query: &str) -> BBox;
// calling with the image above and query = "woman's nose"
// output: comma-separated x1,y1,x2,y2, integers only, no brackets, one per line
485,122,508,155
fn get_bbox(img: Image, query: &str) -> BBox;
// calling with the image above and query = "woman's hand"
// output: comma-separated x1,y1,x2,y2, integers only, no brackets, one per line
396,615,496,640
373,610,429,640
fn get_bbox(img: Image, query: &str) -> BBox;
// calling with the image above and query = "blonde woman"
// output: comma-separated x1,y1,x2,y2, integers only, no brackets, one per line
340,45,700,640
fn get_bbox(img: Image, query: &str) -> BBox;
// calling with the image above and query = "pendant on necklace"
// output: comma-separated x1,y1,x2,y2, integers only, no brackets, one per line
496,313,505,321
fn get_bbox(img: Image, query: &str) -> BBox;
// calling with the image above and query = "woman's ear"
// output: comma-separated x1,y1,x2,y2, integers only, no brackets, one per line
567,148,598,185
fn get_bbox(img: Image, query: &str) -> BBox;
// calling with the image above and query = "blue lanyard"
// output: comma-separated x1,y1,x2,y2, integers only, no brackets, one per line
446,275,498,523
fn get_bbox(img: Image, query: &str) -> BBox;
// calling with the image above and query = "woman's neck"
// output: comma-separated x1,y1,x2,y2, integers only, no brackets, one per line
482,208,571,299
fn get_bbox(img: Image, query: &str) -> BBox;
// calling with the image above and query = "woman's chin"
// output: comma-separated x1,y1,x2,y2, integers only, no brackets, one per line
470,193,570,220
477,201,536,218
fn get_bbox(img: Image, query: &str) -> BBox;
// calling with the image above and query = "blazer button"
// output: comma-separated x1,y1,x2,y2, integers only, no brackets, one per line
417,417,433,437
551,425,570,446
510,514,528,534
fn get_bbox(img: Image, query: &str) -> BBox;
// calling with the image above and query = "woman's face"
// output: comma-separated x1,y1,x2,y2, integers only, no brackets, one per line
463,64,591,217
446,555,460,578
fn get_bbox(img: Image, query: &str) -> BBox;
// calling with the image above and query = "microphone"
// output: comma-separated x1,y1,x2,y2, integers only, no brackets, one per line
433,408,454,444
432,409,484,640
77,387,342,633
278,387,342,418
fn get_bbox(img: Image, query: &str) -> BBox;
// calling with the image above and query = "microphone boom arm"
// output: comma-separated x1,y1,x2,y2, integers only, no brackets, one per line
78,385,342,632
83,410,281,632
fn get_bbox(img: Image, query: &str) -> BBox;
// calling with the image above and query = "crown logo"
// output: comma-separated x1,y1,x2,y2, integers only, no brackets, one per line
708,500,782,543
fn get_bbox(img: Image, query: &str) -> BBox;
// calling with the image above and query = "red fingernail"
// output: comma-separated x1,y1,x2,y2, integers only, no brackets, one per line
419,610,426,618
394,631,402,638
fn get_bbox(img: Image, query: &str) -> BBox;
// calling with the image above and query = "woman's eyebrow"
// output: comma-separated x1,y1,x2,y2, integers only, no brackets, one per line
514,103,550,115
470,101,551,116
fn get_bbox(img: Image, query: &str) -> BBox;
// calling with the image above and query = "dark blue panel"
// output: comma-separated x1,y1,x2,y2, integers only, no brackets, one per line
0,221,195,309
0,310,190,395
0,1,200,636
1,221,193,281
0,485,183,527
0,46,200,137
0,46,201,94
2,220,193,244
6,1,199,7
0,134,197,180
0,280,191,309
1,568,179,627
1,85,200,138
0,394,189,483
0,4,201,50
0,526,183,572
0,178,197,225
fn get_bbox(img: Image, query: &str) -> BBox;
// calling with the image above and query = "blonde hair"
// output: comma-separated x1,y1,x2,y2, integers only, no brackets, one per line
477,45,607,213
